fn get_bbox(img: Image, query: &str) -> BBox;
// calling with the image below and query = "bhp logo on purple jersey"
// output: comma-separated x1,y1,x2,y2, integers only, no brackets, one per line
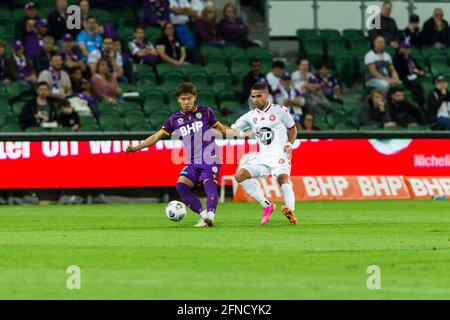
179,121,203,137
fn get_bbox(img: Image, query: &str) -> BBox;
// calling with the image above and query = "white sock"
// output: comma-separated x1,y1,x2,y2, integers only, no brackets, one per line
239,179,271,208
200,210,208,220
281,183,295,211
207,211,215,220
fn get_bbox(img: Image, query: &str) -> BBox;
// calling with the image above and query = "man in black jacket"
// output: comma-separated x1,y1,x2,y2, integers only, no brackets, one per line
393,40,425,107
241,58,269,102
19,82,57,130
369,1,399,48
387,87,424,127
423,8,450,48
426,75,450,130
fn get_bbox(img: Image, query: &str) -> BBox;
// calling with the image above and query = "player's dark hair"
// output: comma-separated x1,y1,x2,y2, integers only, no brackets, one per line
58,99,71,108
176,82,197,97
251,82,268,92
272,60,285,70
36,81,49,90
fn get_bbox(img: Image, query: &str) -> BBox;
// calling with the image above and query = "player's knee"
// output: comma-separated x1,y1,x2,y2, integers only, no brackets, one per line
277,176,290,186
234,171,246,183
175,182,188,194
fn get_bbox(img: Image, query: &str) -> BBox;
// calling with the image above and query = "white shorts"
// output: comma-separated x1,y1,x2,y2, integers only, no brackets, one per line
241,158,291,179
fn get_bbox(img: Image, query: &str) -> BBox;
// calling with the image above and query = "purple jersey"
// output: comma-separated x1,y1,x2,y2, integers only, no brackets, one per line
161,105,220,165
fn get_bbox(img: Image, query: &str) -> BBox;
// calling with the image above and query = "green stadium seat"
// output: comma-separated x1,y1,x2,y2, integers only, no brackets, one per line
26,127,48,133
130,123,154,132
144,27,162,43
334,54,355,88
98,101,117,114
1,123,22,132
223,46,247,58
187,71,209,86
358,124,380,131
342,29,365,42
11,101,25,116
326,111,348,129
160,81,180,99
211,72,232,85
143,101,167,116
422,46,443,59
117,101,142,115
99,114,123,129
156,63,180,77
407,125,429,131
78,124,103,132
229,54,250,68
320,29,341,40
101,123,128,132
246,47,273,60
149,111,171,128
89,9,112,25
0,112,16,127
79,116,97,125
161,71,184,84
333,123,356,131
197,92,216,107
204,64,229,77
51,127,73,133
119,83,136,94
326,37,350,55
200,46,223,59
304,36,324,67
382,125,406,131
220,101,242,113
180,64,204,78
217,90,236,103
296,29,319,52
124,113,148,129
428,55,450,76
7,82,31,99
205,53,227,65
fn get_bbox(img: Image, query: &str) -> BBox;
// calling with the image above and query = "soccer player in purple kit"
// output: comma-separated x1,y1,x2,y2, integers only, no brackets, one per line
126,82,230,227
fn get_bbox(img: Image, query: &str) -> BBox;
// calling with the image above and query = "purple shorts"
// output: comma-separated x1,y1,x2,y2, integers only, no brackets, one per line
180,163,221,186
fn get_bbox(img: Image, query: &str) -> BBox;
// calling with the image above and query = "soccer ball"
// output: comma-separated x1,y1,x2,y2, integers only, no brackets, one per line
165,201,187,222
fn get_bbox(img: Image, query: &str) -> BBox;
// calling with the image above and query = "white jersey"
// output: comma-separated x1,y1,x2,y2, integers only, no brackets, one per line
231,102,296,167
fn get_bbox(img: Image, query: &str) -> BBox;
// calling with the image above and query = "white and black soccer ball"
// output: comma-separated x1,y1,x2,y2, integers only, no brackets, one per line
165,201,187,222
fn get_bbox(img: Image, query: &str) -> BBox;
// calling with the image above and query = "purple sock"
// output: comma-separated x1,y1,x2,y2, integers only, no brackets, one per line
176,182,204,213
204,179,218,213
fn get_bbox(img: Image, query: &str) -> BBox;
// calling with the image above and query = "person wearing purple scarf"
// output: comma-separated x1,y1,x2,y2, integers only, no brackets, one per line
7,40,37,84
393,40,425,107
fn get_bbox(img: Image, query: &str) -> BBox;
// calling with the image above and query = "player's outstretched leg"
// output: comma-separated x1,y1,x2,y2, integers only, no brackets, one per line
277,175,297,225
203,179,218,226
235,168,275,225
175,182,209,227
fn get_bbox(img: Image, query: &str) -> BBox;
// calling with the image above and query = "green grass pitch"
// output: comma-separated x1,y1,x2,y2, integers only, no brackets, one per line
0,200,449,300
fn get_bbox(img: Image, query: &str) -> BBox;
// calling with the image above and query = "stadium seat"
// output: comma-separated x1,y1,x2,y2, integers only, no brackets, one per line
223,46,247,58
149,111,171,128
407,125,429,131
0,112,16,127
140,88,164,104
217,90,237,104
197,92,216,107
156,64,180,78
333,54,355,88
98,101,118,115
421,46,443,59
119,83,136,94
204,64,229,78
303,36,324,67
428,55,450,76
180,64,204,78
320,29,341,40
161,71,184,84
211,72,232,85
342,29,365,43
358,124,380,131
296,29,319,52
144,27,162,43
1,123,22,132
143,101,166,116
382,125,406,131
89,9,112,25
124,113,148,129
11,101,25,116
130,123,154,132
333,123,356,131
326,37,350,55
117,101,142,115
229,54,250,68
246,47,273,60
326,111,348,129
101,123,128,132
220,101,242,113
160,81,180,100
187,71,209,86
205,53,227,65
79,116,98,126
26,127,48,133
7,82,31,99
51,127,73,133
99,114,123,129
200,46,223,59
78,124,102,132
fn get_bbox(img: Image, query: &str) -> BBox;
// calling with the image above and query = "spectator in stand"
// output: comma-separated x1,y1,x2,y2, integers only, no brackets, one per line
300,112,321,131
364,35,401,91
386,87,424,128
400,14,424,49
128,26,160,66
291,58,314,92
169,0,198,49
242,58,269,102
69,74,99,118
76,16,103,60
8,40,37,84
142,0,171,28
87,36,124,81
218,3,257,48
359,88,396,128
266,60,285,93
24,18,49,59
48,0,72,41
0,41,15,84
426,75,450,130
423,8,450,49
60,33,85,74
195,5,224,48
33,36,56,73
369,0,399,49
273,73,305,128
303,75,332,115
113,39,135,84
18,2,40,42
191,0,212,16
316,62,342,103
79,0,90,30
90,58,121,105
70,67,84,93
57,99,80,131
156,22,187,66
19,82,56,130
393,40,425,108
38,53,73,101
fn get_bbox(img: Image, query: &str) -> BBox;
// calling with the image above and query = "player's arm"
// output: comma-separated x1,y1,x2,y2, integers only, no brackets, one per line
126,130,165,153
213,121,247,138
284,125,297,159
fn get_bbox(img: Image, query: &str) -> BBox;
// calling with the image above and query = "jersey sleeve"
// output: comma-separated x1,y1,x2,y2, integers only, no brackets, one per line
281,106,296,129
207,107,220,128
161,115,174,136
231,113,250,131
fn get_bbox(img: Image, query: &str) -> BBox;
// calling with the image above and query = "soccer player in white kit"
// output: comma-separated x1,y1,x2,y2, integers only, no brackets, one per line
231,82,298,225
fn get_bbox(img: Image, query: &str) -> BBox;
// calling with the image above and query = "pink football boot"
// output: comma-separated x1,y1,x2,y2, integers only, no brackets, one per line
260,203,276,225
